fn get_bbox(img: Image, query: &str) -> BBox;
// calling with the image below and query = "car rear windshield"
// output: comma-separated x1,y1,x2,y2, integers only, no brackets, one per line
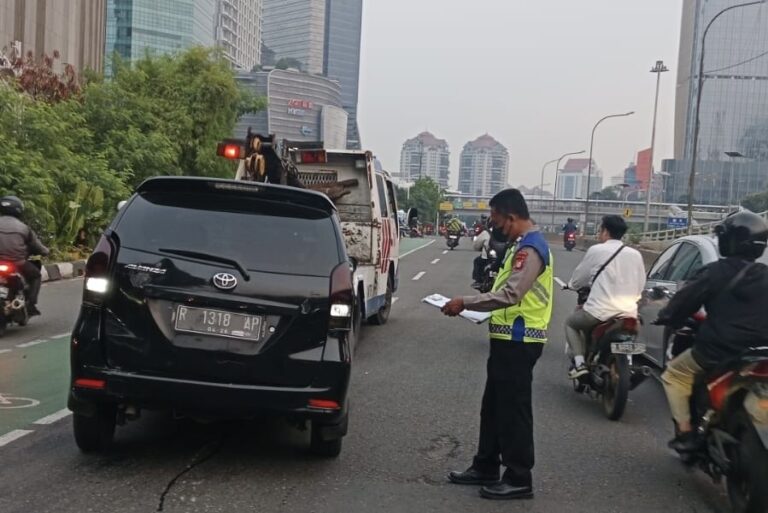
115,192,342,277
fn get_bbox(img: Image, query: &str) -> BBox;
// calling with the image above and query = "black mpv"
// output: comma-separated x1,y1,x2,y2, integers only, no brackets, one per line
68,177,355,457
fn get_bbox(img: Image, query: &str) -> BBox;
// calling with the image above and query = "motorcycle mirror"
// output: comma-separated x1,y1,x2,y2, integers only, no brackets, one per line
651,286,670,300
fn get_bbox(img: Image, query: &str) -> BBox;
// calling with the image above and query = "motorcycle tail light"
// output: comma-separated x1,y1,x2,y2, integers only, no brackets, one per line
708,371,735,411
0,262,15,275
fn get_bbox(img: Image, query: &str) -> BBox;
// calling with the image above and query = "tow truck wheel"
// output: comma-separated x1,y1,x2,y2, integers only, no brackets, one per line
368,276,392,326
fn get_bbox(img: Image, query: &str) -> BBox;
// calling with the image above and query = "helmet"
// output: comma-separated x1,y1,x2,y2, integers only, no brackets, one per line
714,211,768,260
567,218,574,223
0,196,23,217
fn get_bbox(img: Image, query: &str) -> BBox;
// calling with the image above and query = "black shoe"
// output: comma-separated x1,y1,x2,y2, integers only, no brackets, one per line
668,431,699,453
448,468,499,486
479,482,534,500
28,305,41,317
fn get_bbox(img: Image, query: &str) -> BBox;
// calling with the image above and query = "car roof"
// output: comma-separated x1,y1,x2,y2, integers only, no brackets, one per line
670,234,768,266
135,177,337,214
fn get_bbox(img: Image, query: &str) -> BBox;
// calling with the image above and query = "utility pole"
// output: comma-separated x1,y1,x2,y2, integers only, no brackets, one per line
643,60,668,233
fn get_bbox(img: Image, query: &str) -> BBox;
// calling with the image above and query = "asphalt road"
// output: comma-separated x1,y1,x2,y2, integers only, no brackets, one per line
0,239,729,513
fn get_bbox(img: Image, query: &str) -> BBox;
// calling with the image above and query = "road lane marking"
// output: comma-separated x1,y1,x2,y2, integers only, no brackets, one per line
392,297,400,304
33,408,72,425
0,349,11,355
400,239,436,258
16,339,50,348
431,259,440,265
412,272,426,281
50,332,71,339
554,277,567,289
0,429,34,447
442,250,449,255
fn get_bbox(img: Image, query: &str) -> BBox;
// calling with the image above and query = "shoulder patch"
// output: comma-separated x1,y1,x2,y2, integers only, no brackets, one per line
514,251,528,271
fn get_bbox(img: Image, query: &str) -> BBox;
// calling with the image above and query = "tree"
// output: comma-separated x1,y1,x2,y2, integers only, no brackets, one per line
0,47,81,102
275,57,303,72
741,190,768,212
408,178,442,225
590,186,620,201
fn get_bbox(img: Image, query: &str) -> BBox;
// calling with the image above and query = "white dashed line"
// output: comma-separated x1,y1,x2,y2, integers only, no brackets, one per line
431,259,440,265
554,277,567,288
392,297,400,305
400,239,436,258
16,339,49,348
33,409,72,425
442,250,449,255
412,272,426,281
50,332,71,339
0,349,12,355
0,429,34,447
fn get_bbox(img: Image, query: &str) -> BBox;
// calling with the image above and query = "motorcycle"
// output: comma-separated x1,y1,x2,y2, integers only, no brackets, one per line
409,226,424,238
565,286,652,420
446,231,460,250
0,260,33,336
664,316,768,513
564,231,576,251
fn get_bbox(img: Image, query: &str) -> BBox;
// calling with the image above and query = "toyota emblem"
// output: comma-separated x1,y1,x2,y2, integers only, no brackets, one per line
212,273,238,290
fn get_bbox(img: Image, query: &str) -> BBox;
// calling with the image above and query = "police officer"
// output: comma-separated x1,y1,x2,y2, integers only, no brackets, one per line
442,188,553,500
0,196,49,315
656,210,768,451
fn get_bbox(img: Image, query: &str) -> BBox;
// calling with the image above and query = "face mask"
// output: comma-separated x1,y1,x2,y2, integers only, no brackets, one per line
490,222,509,243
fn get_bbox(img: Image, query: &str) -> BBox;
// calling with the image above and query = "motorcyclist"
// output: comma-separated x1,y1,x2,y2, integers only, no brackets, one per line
656,211,768,452
446,215,463,235
0,196,49,316
562,218,578,245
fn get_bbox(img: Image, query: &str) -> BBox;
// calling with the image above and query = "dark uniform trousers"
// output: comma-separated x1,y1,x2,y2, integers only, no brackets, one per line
472,340,544,487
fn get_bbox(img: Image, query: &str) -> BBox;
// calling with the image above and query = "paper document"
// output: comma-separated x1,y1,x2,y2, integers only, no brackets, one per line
422,294,491,324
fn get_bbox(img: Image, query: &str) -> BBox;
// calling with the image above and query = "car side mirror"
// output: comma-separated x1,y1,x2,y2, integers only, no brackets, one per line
117,200,127,211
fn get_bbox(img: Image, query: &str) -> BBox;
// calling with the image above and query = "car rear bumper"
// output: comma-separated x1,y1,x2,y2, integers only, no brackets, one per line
68,368,349,426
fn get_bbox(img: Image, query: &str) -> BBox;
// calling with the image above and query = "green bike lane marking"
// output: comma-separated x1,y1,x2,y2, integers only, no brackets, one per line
0,336,70,438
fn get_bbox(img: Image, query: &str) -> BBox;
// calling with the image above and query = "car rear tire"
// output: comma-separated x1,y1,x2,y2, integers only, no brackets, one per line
368,276,392,326
310,426,343,458
73,406,116,453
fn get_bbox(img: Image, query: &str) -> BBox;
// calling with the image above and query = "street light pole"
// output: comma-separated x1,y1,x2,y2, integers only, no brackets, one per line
725,151,746,210
550,150,586,229
584,111,635,234
687,0,766,233
540,158,559,200
643,60,669,233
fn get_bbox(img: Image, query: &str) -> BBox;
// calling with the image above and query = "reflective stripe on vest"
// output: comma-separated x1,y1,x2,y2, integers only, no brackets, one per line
488,236,554,343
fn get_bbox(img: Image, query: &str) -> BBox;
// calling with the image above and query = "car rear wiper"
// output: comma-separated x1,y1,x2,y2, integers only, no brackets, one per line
159,248,251,281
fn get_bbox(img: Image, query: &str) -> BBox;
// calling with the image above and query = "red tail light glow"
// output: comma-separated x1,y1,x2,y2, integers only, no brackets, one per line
74,378,106,390
0,262,15,274
708,371,735,411
308,399,340,410
216,141,246,160
296,150,327,164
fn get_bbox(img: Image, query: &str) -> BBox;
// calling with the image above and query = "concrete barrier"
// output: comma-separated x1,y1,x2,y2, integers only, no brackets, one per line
41,260,86,283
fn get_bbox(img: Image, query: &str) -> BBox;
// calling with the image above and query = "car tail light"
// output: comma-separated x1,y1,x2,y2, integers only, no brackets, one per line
83,235,115,305
0,261,15,275
328,262,353,331
216,140,246,160
308,399,340,410
708,371,735,411
73,378,106,390
296,150,327,164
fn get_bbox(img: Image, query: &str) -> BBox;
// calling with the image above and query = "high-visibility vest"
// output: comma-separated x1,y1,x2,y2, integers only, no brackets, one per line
488,231,554,343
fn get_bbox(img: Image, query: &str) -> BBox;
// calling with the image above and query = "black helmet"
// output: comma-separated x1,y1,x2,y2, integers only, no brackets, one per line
714,211,768,260
567,217,574,223
0,196,23,218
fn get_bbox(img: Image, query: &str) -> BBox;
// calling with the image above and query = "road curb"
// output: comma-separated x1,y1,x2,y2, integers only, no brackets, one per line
41,260,86,283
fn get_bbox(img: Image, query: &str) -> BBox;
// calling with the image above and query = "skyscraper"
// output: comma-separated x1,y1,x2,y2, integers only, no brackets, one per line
0,0,106,72
105,0,217,72
458,134,509,197
215,0,263,71
665,0,768,204
261,0,363,149
399,132,451,189
323,0,363,149
555,158,603,200
261,0,326,74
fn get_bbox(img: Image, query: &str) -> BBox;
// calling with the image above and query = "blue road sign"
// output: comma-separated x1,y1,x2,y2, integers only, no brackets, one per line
667,217,688,229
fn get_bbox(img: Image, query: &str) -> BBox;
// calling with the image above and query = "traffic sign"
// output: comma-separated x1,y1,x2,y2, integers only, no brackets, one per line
623,208,632,218
667,216,688,229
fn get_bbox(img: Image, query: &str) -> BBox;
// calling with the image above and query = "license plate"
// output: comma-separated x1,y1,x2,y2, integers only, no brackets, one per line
611,342,646,355
174,305,265,341
0,287,7,299
449,235,458,239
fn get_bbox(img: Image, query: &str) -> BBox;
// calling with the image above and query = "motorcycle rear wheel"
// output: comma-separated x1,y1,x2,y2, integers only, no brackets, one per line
726,412,768,513
602,354,630,421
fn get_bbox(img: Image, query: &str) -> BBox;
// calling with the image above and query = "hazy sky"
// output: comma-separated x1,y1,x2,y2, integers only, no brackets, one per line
357,0,683,191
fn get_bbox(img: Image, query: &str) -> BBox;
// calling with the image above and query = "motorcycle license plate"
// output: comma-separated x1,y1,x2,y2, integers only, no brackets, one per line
0,287,7,299
449,236,458,240
611,342,646,355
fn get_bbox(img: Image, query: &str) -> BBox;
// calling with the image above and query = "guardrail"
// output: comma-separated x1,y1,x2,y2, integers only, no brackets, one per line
638,210,768,242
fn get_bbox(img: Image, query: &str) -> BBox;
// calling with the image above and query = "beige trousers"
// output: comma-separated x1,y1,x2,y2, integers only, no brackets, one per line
661,349,703,426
